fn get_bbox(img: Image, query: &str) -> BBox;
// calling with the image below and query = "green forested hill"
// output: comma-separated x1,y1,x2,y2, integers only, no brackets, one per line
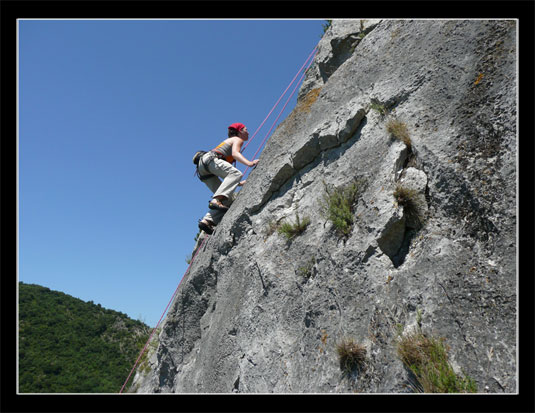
18,282,151,393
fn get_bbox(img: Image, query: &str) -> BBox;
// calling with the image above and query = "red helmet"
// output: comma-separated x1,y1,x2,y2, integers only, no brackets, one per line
228,122,246,132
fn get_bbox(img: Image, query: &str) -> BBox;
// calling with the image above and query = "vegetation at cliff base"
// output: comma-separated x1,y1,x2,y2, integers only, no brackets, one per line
18,282,150,393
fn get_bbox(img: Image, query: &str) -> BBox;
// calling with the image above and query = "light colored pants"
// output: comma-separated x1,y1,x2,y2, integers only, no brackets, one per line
198,154,242,224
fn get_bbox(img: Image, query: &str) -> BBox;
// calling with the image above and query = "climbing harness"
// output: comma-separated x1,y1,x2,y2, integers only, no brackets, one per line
120,46,318,393
193,151,224,182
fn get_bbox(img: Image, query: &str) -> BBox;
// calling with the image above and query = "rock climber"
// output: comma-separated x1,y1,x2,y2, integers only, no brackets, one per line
193,122,260,235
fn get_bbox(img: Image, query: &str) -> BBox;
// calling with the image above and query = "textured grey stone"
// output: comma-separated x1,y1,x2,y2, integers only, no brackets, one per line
131,19,517,394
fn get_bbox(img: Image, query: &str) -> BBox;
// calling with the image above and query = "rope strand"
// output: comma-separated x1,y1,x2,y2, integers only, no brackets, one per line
120,46,318,394
242,47,318,177
241,46,318,154
119,235,209,393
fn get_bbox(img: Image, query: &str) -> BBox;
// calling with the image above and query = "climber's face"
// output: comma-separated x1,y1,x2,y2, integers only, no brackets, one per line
239,127,249,141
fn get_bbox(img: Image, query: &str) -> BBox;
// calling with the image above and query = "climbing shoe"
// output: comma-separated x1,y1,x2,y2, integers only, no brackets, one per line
198,219,215,235
208,199,229,211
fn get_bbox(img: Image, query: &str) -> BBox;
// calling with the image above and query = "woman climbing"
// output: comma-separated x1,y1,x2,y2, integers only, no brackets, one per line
194,122,260,234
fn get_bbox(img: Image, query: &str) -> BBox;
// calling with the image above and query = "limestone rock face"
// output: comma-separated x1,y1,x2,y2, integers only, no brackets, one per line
131,19,516,394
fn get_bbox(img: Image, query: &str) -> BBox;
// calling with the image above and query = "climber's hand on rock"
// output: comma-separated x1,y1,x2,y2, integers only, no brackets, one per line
239,180,247,186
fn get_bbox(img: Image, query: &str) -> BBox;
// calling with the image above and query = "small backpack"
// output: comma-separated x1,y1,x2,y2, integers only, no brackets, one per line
192,150,207,165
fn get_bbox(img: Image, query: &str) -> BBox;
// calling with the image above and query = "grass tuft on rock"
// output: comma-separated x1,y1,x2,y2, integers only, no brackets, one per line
277,212,311,240
336,338,367,374
369,100,389,117
396,331,477,393
296,257,316,279
321,179,364,237
393,183,424,227
386,117,412,149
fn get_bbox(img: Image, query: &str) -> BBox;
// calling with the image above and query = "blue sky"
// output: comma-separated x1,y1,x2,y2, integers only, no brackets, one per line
18,19,325,327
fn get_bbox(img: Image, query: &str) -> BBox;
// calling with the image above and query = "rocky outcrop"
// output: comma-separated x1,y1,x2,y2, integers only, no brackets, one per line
131,19,516,393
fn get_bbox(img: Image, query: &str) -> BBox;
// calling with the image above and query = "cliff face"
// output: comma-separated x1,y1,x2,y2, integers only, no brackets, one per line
132,19,517,393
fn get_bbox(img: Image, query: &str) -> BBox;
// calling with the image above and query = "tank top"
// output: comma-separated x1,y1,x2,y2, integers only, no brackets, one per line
213,140,235,163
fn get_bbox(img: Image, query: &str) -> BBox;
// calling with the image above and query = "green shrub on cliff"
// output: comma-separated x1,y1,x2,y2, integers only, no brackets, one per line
278,212,311,240
321,179,365,236
396,330,477,393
